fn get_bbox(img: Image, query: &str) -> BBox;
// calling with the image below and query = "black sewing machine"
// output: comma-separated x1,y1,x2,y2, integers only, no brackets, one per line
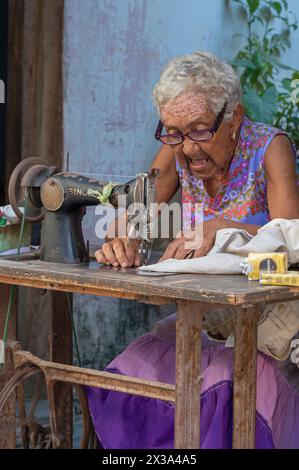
8,157,159,264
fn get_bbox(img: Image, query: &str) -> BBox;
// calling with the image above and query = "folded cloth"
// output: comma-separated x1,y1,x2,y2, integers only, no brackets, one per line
139,219,299,274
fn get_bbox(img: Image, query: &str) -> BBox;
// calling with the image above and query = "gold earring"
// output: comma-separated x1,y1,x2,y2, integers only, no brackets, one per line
231,130,236,141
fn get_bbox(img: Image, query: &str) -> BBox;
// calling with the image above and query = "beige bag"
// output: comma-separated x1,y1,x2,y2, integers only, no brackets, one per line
203,307,236,341
257,300,299,360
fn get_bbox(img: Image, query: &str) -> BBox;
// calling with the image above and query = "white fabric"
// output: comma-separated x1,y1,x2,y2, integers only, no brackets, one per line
139,219,299,273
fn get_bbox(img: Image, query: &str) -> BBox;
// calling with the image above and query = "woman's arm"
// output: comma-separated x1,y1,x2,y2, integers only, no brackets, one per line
264,134,299,219
204,135,299,235
150,144,179,204
202,135,299,239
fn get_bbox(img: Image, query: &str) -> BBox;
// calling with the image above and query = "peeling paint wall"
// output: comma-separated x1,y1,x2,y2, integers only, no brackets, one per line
63,0,299,369
64,0,249,178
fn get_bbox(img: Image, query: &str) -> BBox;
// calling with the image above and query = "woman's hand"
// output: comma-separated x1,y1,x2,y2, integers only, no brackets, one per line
95,238,141,267
159,218,221,261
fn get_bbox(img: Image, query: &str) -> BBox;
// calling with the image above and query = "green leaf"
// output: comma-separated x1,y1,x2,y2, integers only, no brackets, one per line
281,0,288,10
231,57,256,69
260,5,272,22
281,36,291,49
281,78,292,91
87,182,116,205
247,0,260,15
272,2,282,15
243,86,278,123
256,16,265,26
269,57,295,71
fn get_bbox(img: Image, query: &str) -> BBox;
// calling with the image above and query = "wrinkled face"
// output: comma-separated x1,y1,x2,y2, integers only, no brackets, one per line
160,92,236,180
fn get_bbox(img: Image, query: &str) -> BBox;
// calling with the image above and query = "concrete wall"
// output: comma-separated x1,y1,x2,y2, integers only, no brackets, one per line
63,0,299,369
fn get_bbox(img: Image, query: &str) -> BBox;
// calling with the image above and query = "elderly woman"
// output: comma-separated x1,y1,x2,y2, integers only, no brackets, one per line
87,52,299,449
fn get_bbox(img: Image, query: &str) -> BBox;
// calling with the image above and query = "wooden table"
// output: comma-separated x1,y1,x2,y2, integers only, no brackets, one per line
0,257,299,449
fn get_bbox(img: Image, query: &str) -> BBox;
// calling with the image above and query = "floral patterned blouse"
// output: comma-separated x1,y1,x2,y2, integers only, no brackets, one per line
176,116,296,230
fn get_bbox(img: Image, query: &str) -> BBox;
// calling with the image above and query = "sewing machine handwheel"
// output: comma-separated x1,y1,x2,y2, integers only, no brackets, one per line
8,157,46,223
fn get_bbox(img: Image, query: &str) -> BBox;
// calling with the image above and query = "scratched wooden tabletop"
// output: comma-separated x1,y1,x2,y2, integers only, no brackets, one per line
0,256,299,305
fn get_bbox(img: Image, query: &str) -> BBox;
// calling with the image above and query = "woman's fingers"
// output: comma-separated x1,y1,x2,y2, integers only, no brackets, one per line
98,238,140,267
194,243,210,258
124,239,140,266
159,239,181,261
110,239,130,267
95,249,108,264
102,242,118,266
159,232,198,261
175,247,192,259
133,252,141,267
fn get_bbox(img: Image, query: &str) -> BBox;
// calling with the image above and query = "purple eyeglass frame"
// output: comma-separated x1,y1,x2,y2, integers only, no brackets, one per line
155,101,228,145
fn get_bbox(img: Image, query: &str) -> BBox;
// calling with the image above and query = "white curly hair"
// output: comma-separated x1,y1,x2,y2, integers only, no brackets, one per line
153,51,242,120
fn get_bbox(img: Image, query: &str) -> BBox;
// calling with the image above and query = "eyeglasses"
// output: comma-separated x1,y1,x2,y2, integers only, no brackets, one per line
155,102,228,145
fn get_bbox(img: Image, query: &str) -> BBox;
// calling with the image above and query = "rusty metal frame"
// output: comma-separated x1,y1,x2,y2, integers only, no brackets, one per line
0,351,91,448
0,341,177,448
12,347,176,403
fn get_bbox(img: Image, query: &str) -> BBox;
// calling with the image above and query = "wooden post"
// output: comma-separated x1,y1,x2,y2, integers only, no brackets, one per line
174,300,204,449
4,0,24,200
233,305,260,449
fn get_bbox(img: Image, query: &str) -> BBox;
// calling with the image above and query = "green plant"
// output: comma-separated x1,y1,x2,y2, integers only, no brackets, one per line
231,0,299,148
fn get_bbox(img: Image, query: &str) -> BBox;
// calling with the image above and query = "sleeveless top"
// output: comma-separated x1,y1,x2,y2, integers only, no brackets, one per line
176,116,296,231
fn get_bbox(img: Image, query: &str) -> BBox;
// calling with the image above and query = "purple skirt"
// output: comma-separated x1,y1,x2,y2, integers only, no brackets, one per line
85,333,299,449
